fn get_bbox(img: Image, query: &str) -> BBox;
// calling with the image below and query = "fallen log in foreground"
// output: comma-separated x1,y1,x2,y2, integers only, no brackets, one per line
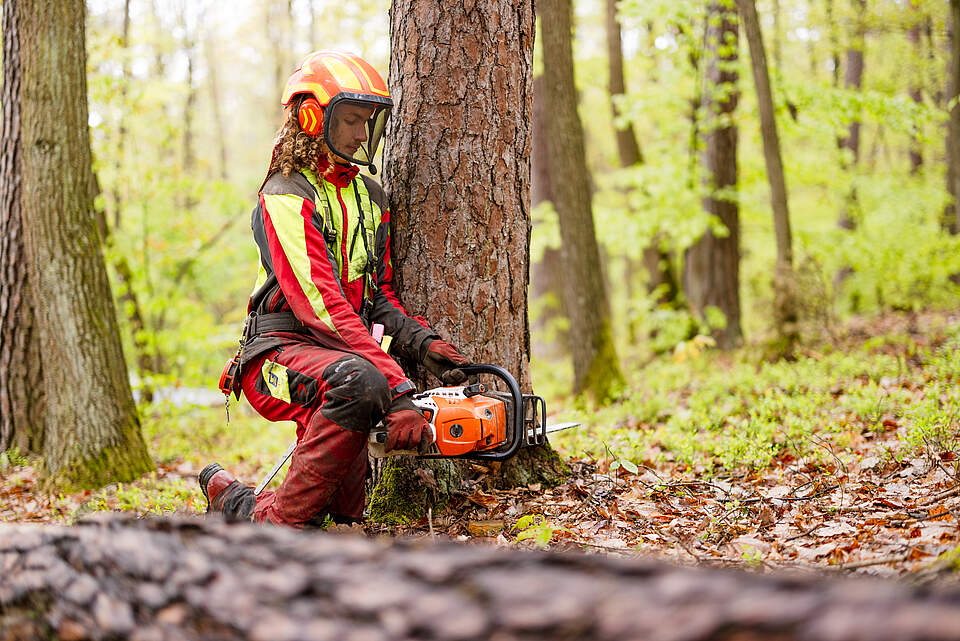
1,515,960,641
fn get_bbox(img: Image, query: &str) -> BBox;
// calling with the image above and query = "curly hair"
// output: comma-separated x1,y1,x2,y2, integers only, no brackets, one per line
266,106,329,179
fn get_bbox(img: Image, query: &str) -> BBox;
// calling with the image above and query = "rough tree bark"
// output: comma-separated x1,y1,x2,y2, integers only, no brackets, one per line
605,0,677,309
3,516,960,641
541,0,624,400
0,0,43,456
0,0,153,489
683,1,742,350
370,0,567,524
946,0,960,235
738,0,798,349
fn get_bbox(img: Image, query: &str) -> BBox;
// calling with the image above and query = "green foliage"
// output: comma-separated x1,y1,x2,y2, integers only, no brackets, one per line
77,475,204,518
530,0,960,380
513,514,572,546
0,448,30,471
551,317,960,476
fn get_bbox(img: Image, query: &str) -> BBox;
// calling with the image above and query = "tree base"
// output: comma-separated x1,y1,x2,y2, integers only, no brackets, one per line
367,444,569,524
44,440,154,494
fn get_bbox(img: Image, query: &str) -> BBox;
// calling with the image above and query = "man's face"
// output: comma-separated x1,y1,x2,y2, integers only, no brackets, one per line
328,103,375,158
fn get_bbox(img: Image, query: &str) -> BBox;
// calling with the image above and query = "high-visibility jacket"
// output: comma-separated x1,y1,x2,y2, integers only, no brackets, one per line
246,162,437,395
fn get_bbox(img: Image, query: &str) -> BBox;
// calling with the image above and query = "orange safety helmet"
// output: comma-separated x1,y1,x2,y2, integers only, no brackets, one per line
281,50,393,170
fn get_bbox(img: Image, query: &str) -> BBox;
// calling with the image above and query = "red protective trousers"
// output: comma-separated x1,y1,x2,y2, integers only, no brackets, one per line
240,341,392,527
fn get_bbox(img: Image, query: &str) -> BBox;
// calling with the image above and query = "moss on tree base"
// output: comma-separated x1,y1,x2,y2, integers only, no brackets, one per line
367,456,456,524
45,440,154,494
367,444,570,525
578,319,624,405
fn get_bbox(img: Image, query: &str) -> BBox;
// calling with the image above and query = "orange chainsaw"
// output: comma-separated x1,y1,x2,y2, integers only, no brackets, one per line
253,364,577,495
368,363,577,459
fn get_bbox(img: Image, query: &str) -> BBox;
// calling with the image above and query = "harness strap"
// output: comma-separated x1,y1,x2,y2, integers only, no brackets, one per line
246,311,304,336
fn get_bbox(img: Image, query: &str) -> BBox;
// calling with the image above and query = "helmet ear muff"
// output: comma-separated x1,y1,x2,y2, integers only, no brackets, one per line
297,96,323,137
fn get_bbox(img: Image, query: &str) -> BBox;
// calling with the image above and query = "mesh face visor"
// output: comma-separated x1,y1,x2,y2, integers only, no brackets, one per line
324,93,392,166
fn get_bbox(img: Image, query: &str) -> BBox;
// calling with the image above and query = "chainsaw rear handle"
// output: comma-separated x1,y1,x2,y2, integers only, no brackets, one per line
455,363,523,462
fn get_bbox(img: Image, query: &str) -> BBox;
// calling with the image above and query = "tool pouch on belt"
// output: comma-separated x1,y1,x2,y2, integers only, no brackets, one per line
218,312,307,400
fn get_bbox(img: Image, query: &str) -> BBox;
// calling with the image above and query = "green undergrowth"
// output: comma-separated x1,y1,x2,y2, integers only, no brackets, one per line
141,399,292,472
550,315,960,477
60,399,294,521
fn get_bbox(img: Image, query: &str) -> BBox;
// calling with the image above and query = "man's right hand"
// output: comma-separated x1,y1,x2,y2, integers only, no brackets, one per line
383,395,433,452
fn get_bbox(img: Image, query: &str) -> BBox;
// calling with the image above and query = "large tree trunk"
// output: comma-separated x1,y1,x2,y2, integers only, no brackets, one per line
541,0,624,401
837,0,866,230
683,1,742,350
4,516,960,641
1,0,153,490
0,0,43,456
946,0,960,235
738,0,798,349
605,0,677,310
371,0,567,524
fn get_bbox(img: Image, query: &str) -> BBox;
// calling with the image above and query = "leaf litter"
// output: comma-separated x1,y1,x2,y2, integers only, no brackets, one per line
2,311,960,580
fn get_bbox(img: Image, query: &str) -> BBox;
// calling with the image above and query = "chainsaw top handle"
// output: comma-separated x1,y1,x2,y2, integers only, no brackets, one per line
455,363,523,462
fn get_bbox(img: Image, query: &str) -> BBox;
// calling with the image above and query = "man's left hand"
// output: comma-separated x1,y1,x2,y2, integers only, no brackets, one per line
422,339,469,385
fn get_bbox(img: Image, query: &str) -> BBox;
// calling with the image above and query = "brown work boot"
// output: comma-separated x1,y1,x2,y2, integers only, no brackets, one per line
198,463,255,521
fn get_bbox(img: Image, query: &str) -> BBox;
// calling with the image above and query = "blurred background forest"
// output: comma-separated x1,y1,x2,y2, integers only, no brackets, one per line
84,0,960,401
5,0,960,570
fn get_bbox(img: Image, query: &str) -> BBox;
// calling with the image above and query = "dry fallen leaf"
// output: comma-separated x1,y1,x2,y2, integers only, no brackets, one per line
467,520,505,537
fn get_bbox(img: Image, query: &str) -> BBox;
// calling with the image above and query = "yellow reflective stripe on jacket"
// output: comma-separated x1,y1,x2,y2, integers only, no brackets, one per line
260,359,290,403
306,173,382,284
261,192,340,337
251,246,268,297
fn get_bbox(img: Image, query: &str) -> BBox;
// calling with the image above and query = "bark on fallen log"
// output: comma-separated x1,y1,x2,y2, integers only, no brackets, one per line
2,514,960,641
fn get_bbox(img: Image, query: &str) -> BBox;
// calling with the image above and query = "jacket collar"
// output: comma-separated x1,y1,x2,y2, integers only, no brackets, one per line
317,155,359,188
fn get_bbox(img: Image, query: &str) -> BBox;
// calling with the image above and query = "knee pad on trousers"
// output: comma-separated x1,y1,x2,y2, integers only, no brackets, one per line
320,356,391,432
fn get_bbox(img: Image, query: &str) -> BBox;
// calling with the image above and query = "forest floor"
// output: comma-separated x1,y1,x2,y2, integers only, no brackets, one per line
2,310,960,580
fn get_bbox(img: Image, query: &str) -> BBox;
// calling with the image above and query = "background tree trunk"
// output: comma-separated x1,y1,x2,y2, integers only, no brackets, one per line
370,0,567,524
3,0,153,490
605,0,677,310
102,0,157,404
908,1,923,174
838,0,866,230
541,0,624,401
0,0,44,456
825,0,841,88
946,0,960,235
530,75,567,361
684,0,742,350
738,0,798,348
606,0,643,168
